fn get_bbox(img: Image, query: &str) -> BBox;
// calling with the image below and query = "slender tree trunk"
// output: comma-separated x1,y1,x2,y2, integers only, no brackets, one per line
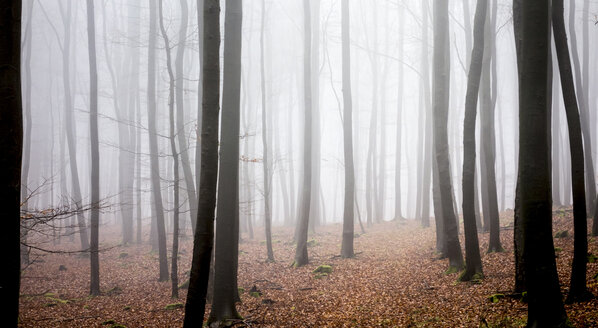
394,5,404,221
175,0,199,234
260,0,274,262
460,0,487,282
340,0,355,259
86,0,101,297
569,0,597,215
158,0,181,299
432,0,464,272
517,1,568,325
552,0,591,303
208,0,242,323
147,0,169,282
310,0,321,231
294,0,313,268
0,0,23,322
183,0,220,325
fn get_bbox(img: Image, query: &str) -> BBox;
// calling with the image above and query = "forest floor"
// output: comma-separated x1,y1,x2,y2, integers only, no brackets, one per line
19,208,598,327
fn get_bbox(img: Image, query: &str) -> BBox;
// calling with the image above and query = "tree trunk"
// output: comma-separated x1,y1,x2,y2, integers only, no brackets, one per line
294,0,313,268
208,0,242,323
552,0,591,303
432,0,464,272
394,5,404,221
86,0,101,297
147,0,169,282
340,0,355,259
459,0,487,281
0,0,23,322
516,1,568,325
260,0,274,262
183,0,220,325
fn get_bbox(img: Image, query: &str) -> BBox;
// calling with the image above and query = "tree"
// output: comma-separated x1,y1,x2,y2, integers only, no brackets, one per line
147,0,169,282
432,0,463,272
174,0,199,234
294,0,313,268
460,0,487,282
157,0,181,299
394,3,404,221
515,1,568,325
207,0,242,324
340,0,355,259
480,0,503,253
86,0,101,296
0,0,23,323
260,0,274,262
552,0,592,303
183,0,221,325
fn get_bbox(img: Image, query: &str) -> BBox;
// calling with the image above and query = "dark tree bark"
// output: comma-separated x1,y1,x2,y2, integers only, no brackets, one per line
86,0,101,297
340,0,355,259
294,0,313,267
432,0,463,272
516,1,568,326
459,0,487,282
0,0,22,323
158,0,181,299
208,0,242,324
147,0,169,282
260,0,274,262
511,0,525,294
552,0,592,303
183,0,220,326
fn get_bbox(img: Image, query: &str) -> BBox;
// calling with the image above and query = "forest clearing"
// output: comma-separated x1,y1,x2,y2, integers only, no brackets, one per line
19,209,598,327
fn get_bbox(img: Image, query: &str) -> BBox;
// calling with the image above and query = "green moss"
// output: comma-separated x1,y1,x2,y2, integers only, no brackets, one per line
554,230,569,238
250,291,262,298
313,265,333,274
488,293,505,304
483,316,527,327
165,303,184,310
43,292,56,297
102,319,116,325
110,325,127,328
554,247,563,252
45,296,70,304
314,273,328,279
123,306,131,311
238,287,245,294
588,253,598,263
118,252,128,259
593,272,598,281
307,239,319,247
106,286,123,296
44,303,57,307
444,266,460,275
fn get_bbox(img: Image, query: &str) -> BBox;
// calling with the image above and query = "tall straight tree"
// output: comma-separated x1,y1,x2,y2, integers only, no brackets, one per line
294,0,313,267
460,0,487,282
0,0,22,322
147,0,169,282
157,0,181,298
174,0,199,233
260,0,274,262
340,0,355,259
183,0,221,325
515,0,568,325
86,0,101,296
480,1,503,253
208,0,242,324
432,0,463,272
552,0,592,303
394,4,404,221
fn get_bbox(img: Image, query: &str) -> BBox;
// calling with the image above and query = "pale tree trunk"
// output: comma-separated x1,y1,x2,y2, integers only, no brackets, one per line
310,0,321,231
394,4,404,220
260,0,274,261
147,0,169,282
340,0,355,259
294,0,313,268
